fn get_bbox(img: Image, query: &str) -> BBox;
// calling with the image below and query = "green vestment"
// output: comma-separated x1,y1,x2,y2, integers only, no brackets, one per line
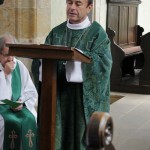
0,63,37,150
32,21,112,150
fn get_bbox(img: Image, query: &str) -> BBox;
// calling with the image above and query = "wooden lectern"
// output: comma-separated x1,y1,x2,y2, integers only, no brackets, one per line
7,44,91,150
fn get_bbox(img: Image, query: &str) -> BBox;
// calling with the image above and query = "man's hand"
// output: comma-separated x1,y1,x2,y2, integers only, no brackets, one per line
11,99,24,112
4,61,15,76
11,104,23,112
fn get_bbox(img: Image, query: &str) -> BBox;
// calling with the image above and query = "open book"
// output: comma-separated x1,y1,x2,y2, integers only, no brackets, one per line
0,98,30,108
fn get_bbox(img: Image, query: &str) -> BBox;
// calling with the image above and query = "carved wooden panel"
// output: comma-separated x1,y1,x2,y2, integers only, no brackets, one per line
107,1,141,48
119,6,128,46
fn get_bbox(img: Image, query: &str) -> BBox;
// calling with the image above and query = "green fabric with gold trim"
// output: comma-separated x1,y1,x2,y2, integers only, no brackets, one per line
0,62,37,150
32,21,112,150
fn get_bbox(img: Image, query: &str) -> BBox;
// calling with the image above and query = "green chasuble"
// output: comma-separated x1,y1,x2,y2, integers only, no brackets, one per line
32,21,112,150
0,62,37,150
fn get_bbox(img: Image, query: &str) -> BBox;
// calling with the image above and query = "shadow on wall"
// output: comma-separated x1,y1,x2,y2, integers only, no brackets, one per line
0,0,4,5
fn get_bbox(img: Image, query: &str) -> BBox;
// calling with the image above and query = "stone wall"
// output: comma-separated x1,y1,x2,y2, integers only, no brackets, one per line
0,0,66,72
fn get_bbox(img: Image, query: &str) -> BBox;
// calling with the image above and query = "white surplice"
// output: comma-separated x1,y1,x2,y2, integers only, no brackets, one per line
0,58,38,150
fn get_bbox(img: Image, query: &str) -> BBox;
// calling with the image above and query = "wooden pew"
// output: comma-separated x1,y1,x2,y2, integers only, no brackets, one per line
107,28,124,84
121,45,143,77
121,25,145,76
139,32,150,86
107,28,150,94
107,27,143,83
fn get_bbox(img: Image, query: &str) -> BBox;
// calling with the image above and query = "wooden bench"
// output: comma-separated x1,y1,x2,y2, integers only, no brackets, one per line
107,27,150,94
121,46,143,77
139,32,150,86
107,27,144,83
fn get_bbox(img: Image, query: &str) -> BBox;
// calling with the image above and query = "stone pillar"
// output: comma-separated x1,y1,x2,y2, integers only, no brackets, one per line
93,0,107,30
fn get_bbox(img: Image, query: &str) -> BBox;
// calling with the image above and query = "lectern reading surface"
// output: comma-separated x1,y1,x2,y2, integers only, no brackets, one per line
7,44,91,150
7,44,91,63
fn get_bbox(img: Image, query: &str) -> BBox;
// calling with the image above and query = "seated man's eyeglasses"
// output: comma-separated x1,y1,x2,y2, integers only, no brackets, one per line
0,52,9,57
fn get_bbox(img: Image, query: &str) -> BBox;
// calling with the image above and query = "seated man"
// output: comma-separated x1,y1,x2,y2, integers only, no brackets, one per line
0,33,38,150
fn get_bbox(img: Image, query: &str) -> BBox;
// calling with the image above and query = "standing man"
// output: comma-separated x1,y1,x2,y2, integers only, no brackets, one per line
32,0,112,149
0,33,38,150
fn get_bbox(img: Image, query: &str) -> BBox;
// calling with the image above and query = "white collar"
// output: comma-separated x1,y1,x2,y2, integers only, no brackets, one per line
67,17,91,30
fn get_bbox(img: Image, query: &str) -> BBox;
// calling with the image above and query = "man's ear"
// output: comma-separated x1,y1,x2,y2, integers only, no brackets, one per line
89,4,93,9
87,4,93,13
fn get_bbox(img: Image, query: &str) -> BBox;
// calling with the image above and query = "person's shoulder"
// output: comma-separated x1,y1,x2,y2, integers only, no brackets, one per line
91,21,108,37
91,21,105,32
92,21,101,27
52,21,67,31
45,21,67,43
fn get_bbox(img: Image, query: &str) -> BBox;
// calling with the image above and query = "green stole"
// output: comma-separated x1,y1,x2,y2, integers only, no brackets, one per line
0,62,37,150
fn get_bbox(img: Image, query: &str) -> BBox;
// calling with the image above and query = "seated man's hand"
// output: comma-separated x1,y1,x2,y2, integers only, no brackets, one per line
4,61,15,76
11,99,24,112
11,104,23,112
